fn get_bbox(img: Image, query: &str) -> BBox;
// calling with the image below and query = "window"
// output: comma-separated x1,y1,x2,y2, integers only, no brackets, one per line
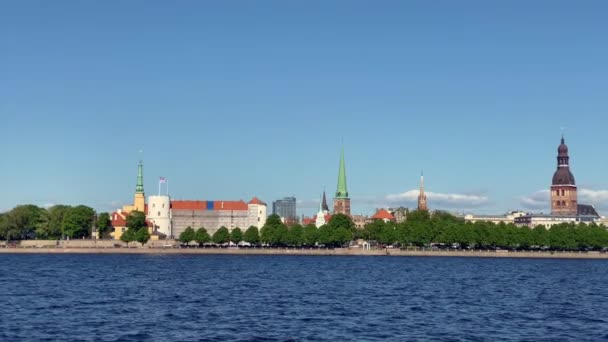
556,190,560,196
153,203,156,208
162,203,165,208
561,190,565,196
158,211,161,216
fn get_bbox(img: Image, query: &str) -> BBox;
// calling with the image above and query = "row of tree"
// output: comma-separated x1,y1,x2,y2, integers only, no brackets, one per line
0,204,112,241
358,210,608,251
178,214,356,248
179,212,608,251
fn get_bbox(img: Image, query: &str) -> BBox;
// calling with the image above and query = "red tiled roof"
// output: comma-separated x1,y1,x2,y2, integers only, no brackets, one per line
171,200,208,211
170,200,249,211
372,209,395,220
214,200,248,211
248,197,266,206
111,211,127,227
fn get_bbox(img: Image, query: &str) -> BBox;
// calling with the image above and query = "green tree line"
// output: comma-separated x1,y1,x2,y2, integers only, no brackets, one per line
0,204,112,241
358,210,608,251
178,212,608,251
178,214,357,248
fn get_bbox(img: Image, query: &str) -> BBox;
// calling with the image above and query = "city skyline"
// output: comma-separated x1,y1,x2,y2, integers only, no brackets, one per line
2,1,608,215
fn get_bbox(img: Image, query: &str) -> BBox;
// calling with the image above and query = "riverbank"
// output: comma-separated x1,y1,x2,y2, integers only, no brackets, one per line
1,247,608,259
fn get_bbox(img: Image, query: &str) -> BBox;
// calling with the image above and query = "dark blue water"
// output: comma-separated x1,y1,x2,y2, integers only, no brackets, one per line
1,255,607,341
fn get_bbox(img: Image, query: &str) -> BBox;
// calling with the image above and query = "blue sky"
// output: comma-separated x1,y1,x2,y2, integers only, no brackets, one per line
2,1,608,216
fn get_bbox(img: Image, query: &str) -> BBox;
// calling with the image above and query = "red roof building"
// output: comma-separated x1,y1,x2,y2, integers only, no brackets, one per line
371,209,396,222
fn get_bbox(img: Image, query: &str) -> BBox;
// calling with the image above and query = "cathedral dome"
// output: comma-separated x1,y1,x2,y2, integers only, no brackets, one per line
552,168,575,185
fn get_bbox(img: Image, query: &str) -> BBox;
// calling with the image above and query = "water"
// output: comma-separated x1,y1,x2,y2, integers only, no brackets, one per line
1,255,607,341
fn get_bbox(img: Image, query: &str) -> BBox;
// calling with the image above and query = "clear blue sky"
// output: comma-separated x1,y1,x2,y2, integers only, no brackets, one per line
2,1,608,216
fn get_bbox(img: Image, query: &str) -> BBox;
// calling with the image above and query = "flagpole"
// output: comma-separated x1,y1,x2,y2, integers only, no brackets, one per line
167,179,169,196
158,179,161,196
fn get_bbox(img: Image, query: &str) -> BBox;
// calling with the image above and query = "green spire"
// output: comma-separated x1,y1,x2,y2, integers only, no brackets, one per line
136,160,144,193
335,147,348,199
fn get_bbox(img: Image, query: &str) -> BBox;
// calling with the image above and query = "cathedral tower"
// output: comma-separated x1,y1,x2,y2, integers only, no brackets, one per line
333,147,351,216
551,136,577,215
417,172,428,211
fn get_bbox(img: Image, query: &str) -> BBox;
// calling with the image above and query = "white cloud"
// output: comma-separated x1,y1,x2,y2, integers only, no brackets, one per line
384,190,489,209
579,189,608,211
520,190,550,211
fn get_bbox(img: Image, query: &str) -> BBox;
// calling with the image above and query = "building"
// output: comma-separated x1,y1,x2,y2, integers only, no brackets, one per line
418,172,428,211
515,136,600,228
388,207,409,223
111,160,148,240
551,136,577,215
465,211,527,225
171,198,267,238
371,209,396,223
333,147,351,216
351,215,370,229
272,197,297,221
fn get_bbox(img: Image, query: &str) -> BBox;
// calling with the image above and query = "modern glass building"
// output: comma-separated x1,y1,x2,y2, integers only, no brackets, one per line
272,197,297,220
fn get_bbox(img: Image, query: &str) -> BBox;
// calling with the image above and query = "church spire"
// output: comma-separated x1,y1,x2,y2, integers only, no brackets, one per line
322,189,329,212
136,160,144,193
335,146,348,199
333,144,351,216
417,171,428,211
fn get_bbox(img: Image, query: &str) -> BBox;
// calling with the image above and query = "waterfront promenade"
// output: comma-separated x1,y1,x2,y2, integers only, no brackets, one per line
1,244,608,259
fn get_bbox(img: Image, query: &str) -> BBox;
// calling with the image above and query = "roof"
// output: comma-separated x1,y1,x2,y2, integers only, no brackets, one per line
171,200,249,211
578,204,600,218
171,200,207,211
371,209,395,221
248,197,267,206
111,211,127,227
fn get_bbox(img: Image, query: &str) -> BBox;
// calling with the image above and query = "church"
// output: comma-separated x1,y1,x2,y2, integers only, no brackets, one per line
515,136,600,228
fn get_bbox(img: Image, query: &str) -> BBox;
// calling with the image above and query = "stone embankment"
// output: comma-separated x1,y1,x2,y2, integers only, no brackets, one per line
1,241,608,259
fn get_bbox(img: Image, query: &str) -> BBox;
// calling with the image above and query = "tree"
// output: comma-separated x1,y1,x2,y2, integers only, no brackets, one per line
213,226,230,245
194,227,211,246
303,224,318,246
2,205,45,240
61,205,96,239
126,211,146,231
244,226,260,245
271,224,289,246
37,205,70,239
135,228,150,246
120,228,136,246
287,224,304,247
179,226,195,245
260,214,283,246
96,212,111,239
328,214,356,234
231,227,243,245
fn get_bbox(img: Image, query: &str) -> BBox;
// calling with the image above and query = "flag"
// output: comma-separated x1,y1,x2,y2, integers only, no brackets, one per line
159,177,166,183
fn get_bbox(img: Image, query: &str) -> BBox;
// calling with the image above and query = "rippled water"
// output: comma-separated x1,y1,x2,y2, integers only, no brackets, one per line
1,255,607,341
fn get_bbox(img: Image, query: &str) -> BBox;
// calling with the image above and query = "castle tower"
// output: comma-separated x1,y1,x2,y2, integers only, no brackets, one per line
417,172,428,211
134,160,146,213
551,136,577,215
333,147,351,216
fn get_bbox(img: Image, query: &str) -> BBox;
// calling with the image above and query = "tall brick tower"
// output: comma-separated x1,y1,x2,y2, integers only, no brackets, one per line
551,136,577,215
333,147,351,216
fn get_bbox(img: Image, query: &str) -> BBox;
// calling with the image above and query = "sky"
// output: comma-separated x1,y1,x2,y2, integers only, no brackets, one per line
1,1,608,216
